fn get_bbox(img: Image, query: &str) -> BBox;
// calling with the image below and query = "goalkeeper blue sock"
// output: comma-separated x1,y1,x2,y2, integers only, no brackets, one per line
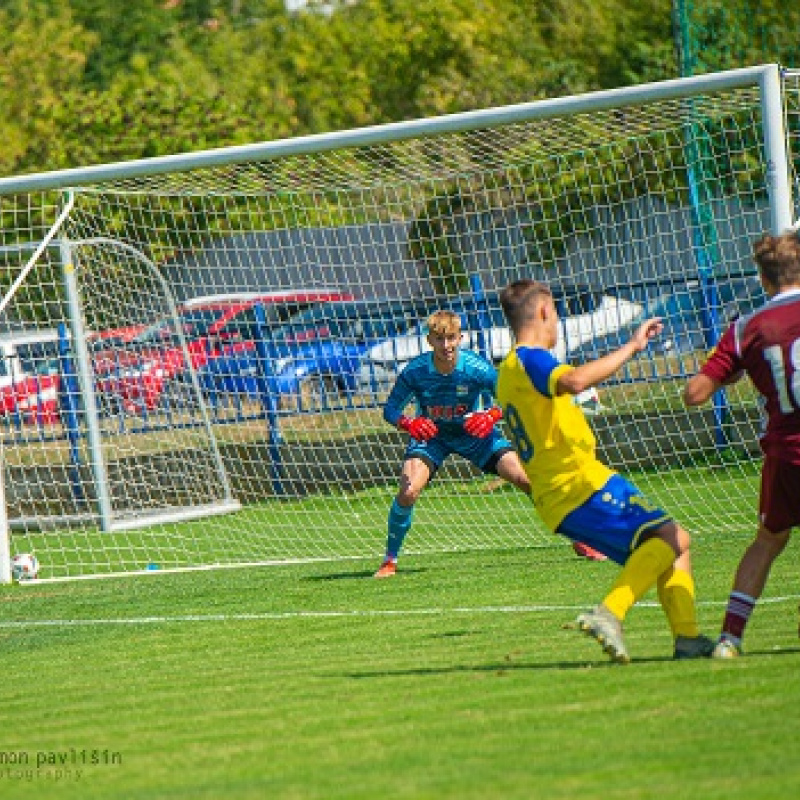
386,499,414,560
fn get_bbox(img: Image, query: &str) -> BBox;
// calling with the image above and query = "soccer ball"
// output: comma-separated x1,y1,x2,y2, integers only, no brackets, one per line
574,386,603,415
10,553,39,582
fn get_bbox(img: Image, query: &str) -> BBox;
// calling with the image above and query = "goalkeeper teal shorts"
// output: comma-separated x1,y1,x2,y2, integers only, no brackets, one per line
556,474,671,565
404,428,513,475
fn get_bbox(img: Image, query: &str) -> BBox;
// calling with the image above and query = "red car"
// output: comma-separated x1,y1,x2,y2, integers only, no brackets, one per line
0,329,65,425
95,290,354,413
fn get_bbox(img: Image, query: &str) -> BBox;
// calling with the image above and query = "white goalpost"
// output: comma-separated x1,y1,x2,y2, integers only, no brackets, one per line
0,63,794,582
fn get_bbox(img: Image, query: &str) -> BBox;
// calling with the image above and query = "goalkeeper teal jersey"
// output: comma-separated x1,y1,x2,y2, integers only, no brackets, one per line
383,349,497,436
496,345,614,531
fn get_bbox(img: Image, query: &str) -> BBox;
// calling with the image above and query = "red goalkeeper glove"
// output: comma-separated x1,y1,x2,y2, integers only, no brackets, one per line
398,415,438,442
464,407,502,438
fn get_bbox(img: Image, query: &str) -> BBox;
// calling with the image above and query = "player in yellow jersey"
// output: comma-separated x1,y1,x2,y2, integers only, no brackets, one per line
496,279,714,663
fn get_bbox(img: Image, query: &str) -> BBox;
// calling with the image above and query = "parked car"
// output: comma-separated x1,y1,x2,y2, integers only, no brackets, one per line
363,288,644,382
0,328,68,425
198,297,434,410
90,323,149,351
94,289,354,413
568,276,767,361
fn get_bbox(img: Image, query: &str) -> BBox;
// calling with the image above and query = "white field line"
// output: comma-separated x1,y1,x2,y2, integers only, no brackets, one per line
0,595,797,629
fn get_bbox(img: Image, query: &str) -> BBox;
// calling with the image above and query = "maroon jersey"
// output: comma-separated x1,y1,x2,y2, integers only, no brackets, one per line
701,289,800,464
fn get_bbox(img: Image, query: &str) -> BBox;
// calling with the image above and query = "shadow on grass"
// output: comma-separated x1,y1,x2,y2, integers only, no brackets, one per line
427,629,484,638
335,644,800,678
338,659,636,677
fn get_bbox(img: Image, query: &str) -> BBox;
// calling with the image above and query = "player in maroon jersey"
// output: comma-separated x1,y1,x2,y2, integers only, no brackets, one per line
683,229,800,657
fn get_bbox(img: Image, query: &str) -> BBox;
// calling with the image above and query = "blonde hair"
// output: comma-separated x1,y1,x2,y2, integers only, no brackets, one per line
427,310,461,337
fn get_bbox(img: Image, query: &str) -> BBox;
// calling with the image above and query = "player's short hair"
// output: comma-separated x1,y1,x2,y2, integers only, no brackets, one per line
499,280,553,335
427,309,461,337
753,230,800,289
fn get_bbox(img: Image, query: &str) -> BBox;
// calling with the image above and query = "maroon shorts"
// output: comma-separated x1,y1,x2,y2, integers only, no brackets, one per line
759,455,800,532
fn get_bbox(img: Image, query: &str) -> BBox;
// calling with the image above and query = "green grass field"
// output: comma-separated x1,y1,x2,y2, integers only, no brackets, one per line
2,505,799,799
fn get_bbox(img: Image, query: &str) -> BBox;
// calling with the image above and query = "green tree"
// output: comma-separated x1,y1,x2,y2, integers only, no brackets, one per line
67,0,180,88
335,0,551,121
674,0,800,75
533,0,675,96
0,0,691,176
0,4,97,175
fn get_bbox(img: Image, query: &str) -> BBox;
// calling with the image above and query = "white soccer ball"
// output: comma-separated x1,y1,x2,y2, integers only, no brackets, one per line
574,386,603,415
10,553,39,582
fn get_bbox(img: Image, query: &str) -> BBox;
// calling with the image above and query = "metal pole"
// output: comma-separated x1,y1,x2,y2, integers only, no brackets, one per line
253,303,284,496
760,65,794,233
57,322,87,507
0,435,11,583
0,66,785,197
60,236,114,530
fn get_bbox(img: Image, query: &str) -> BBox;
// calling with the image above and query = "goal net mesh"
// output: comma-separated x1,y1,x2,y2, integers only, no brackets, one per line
0,73,790,579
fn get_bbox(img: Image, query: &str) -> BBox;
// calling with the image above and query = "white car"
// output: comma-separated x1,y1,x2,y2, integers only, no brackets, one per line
363,292,643,379
0,328,68,423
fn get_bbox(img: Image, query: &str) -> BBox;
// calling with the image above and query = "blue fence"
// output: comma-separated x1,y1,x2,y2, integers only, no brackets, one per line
3,272,765,456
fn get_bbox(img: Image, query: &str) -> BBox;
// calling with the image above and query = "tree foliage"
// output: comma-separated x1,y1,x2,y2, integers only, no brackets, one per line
4,0,795,180
675,0,800,76
0,0,684,177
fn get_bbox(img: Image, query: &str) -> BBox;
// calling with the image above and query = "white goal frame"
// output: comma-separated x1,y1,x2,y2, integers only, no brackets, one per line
0,63,793,583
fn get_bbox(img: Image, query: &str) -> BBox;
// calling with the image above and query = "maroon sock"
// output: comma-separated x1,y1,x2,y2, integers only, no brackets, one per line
722,591,756,640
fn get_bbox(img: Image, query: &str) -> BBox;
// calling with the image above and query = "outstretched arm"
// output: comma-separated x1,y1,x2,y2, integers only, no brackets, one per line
556,318,663,396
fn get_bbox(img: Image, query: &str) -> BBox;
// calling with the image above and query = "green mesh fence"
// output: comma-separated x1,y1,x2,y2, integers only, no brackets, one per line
673,0,800,77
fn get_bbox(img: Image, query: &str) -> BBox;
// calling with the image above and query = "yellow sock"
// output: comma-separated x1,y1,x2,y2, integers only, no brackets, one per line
657,567,699,638
603,538,675,622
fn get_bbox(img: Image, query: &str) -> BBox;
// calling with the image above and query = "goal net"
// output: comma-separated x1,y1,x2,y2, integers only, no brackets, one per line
0,64,793,581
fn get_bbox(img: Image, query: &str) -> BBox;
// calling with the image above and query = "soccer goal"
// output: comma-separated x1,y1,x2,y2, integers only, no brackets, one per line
0,64,794,582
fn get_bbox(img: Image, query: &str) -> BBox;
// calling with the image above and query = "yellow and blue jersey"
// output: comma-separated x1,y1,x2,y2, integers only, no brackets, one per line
496,345,615,531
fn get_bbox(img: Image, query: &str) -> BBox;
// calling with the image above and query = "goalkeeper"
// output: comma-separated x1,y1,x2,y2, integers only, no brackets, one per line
376,308,605,578
496,279,714,662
